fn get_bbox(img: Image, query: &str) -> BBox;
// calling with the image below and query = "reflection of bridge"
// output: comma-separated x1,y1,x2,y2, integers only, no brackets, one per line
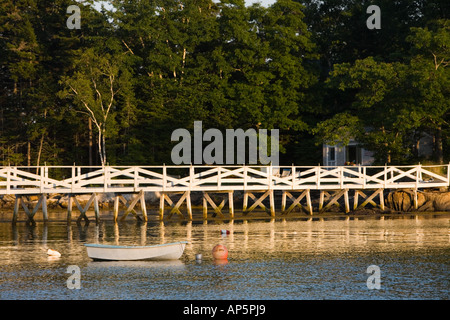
1,165,448,223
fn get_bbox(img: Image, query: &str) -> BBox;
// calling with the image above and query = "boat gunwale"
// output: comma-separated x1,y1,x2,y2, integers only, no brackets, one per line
84,241,188,249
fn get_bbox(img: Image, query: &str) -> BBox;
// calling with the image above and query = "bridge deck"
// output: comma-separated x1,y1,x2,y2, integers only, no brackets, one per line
0,165,448,195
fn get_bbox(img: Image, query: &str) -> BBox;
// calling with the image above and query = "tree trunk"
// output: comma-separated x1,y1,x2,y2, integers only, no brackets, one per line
27,141,31,166
97,129,104,167
102,128,107,166
435,126,443,164
36,133,44,174
88,117,93,166
381,126,391,164
35,109,47,173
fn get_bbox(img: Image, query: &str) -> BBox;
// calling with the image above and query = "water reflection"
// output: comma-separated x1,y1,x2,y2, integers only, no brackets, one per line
1,215,449,256
87,260,185,269
0,214,448,299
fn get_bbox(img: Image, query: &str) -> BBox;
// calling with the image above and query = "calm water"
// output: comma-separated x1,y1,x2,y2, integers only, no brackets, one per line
0,213,448,300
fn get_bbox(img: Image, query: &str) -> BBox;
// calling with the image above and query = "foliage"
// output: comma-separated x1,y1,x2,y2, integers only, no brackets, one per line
0,0,448,166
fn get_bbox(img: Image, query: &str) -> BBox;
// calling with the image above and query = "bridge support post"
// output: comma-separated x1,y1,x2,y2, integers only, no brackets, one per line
353,188,385,211
413,189,418,210
12,194,48,224
281,190,313,215
113,190,147,222
242,190,275,217
67,193,99,224
159,191,192,220
319,189,350,213
202,191,234,219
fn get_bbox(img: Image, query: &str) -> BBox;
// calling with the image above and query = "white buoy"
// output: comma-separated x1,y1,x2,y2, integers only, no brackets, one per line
47,249,61,257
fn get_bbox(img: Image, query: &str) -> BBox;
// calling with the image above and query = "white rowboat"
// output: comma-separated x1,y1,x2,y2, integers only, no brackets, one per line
84,241,188,261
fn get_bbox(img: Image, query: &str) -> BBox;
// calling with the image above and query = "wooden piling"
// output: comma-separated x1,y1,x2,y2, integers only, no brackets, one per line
281,190,313,215
159,193,165,220
140,191,148,221
114,190,147,222
114,194,120,222
319,191,326,211
202,191,234,219
159,191,192,220
228,191,234,218
413,189,418,210
13,195,20,224
73,193,99,224
12,194,48,223
320,189,349,213
67,194,73,223
353,188,385,211
242,190,275,216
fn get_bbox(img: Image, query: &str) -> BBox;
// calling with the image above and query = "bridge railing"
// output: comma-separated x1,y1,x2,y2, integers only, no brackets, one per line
0,164,448,195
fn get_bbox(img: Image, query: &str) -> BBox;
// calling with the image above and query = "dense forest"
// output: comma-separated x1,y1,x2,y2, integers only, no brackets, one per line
0,0,448,167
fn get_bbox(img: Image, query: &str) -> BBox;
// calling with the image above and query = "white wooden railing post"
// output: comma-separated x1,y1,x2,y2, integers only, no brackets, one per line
217,166,221,189
40,166,44,193
162,164,166,191
416,164,420,190
189,164,194,191
12,167,17,189
317,165,321,189
447,163,450,186
358,164,361,186
134,166,138,190
363,166,366,189
244,165,247,189
71,166,75,193
291,164,295,190
268,164,272,189
6,166,10,194
104,165,109,192
77,167,81,188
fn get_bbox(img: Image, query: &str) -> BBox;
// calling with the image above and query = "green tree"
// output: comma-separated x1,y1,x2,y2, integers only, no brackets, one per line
316,20,449,164
407,20,450,163
111,0,317,164
318,57,414,163
0,0,40,165
60,47,134,166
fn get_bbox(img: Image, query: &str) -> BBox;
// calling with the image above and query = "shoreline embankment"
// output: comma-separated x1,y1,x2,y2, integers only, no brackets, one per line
2,188,450,215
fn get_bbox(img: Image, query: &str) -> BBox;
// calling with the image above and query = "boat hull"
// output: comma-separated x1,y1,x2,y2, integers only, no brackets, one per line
84,242,187,261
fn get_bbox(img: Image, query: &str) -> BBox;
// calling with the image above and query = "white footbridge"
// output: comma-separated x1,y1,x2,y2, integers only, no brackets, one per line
1,164,448,223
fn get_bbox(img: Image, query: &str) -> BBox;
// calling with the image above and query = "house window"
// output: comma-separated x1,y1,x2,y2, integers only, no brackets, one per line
346,145,362,164
329,147,335,161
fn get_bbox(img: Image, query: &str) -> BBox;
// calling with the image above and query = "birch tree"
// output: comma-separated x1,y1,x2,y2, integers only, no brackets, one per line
60,48,133,166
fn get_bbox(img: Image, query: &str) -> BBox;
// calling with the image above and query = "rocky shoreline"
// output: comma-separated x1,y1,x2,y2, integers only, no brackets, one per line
1,188,450,214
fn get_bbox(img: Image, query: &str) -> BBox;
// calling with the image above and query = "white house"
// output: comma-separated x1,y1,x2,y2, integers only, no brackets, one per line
323,134,434,166
323,140,374,166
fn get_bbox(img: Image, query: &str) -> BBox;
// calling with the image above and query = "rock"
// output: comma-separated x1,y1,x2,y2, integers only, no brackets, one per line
387,189,450,212
417,192,427,208
57,194,93,208
433,192,450,211
387,190,413,211
417,200,434,212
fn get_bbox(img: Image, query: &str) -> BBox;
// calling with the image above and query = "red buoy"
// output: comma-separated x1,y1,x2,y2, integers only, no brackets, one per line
212,244,228,260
